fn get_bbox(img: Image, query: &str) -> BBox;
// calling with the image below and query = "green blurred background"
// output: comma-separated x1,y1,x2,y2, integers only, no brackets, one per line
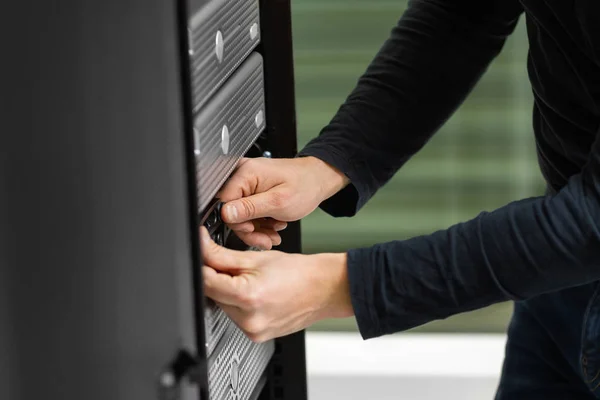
291,0,545,333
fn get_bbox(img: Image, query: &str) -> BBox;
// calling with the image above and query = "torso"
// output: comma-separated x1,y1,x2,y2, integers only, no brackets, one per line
521,0,600,190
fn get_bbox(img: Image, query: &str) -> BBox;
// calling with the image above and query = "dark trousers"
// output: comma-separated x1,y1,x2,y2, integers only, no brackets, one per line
495,282,600,399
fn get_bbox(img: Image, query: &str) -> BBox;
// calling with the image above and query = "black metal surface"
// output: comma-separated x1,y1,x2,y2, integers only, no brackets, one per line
257,1,309,399
176,0,210,397
188,0,212,15
1,1,201,399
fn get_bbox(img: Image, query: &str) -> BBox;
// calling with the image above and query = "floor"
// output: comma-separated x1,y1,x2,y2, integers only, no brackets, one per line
305,332,507,400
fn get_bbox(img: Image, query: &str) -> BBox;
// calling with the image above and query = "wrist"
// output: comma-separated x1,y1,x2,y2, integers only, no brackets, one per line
300,156,350,202
311,252,354,320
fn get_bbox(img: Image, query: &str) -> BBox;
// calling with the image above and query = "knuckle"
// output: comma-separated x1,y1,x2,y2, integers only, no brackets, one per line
240,162,259,182
247,333,267,344
240,317,264,336
229,281,243,302
258,240,272,251
202,276,213,290
207,240,222,256
233,251,255,271
269,190,289,209
239,198,257,219
247,288,263,309
241,286,262,309
242,158,256,169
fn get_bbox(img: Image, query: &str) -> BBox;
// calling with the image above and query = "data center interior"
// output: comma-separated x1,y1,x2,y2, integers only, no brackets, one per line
1,0,307,399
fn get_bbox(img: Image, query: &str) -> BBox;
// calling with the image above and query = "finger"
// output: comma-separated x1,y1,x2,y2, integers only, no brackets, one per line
228,218,287,234
221,191,287,224
202,266,241,307
200,227,256,272
227,221,255,234
218,167,256,204
253,227,281,247
250,221,283,247
235,230,274,250
236,228,281,250
274,221,288,232
254,218,287,232
216,158,252,199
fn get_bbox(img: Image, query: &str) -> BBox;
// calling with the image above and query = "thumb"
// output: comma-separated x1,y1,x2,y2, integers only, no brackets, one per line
200,227,256,273
221,191,285,224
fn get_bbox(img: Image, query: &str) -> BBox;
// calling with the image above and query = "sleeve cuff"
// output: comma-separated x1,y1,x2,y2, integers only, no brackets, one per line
297,145,372,217
346,247,382,340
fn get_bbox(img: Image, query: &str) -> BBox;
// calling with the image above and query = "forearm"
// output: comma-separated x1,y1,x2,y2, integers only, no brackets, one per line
299,0,523,216
347,157,600,339
311,252,354,320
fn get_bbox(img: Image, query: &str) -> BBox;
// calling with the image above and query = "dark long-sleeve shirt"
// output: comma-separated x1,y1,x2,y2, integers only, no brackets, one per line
298,0,600,339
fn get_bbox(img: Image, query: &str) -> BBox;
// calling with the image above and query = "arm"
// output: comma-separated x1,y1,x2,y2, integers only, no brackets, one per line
217,0,522,246
204,132,600,342
351,131,600,338
299,0,524,216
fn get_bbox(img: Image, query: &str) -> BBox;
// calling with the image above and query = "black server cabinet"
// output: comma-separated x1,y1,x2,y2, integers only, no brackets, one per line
0,0,307,399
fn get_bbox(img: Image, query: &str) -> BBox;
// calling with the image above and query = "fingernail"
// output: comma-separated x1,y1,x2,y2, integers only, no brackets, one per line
224,204,238,222
274,222,287,231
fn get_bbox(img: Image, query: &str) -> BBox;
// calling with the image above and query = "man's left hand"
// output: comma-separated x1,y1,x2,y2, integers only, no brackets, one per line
200,227,353,342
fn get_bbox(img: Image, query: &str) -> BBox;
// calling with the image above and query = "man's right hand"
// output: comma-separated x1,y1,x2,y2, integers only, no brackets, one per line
218,156,349,250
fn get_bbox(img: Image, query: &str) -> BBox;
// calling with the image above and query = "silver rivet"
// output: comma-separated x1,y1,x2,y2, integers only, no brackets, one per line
262,151,272,159
215,30,224,62
255,110,264,128
249,23,259,40
221,125,230,155
231,359,239,392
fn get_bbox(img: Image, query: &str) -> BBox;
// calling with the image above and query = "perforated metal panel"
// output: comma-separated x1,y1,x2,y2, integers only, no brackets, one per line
208,323,275,400
189,0,261,111
193,52,266,211
204,301,232,356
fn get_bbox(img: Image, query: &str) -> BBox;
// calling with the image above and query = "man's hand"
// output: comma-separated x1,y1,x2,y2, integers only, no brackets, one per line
218,156,349,250
200,227,353,343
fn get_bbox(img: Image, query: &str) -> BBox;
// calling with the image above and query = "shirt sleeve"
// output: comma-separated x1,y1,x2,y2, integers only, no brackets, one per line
297,0,524,217
348,126,600,339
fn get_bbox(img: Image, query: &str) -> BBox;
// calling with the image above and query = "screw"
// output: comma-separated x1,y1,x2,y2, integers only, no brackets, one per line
215,31,224,63
262,150,272,158
221,125,230,155
255,110,264,128
249,23,259,40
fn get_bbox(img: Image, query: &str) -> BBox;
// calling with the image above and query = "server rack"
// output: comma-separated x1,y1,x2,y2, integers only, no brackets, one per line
0,0,307,399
